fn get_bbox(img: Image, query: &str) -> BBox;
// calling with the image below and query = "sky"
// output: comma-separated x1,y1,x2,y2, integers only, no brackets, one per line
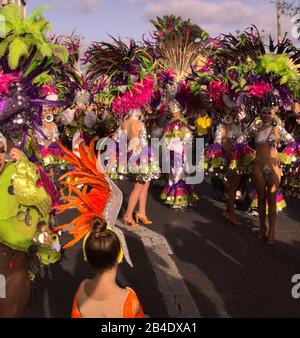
27,0,300,48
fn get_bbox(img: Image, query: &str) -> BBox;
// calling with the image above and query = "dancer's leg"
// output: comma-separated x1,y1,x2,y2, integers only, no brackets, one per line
138,181,150,216
225,172,241,224
0,246,31,318
252,167,267,239
124,183,144,221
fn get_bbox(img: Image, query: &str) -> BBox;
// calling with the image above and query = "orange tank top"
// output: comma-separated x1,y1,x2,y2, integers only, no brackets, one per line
71,284,144,318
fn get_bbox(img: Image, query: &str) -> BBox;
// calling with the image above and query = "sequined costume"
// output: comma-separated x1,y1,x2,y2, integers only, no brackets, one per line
206,118,255,175
237,117,294,166
0,149,61,317
281,142,300,199
0,155,61,262
160,113,198,208
104,110,160,184
237,117,296,198
248,189,287,215
239,117,294,148
35,122,61,165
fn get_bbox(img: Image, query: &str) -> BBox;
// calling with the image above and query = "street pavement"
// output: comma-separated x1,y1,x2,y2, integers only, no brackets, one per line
25,179,300,318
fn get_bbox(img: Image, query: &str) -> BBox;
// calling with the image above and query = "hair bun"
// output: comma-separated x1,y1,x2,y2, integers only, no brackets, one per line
91,218,107,236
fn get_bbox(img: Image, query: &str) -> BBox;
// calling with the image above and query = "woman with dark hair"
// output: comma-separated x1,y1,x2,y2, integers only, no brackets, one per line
71,219,144,318
207,103,247,225
55,139,144,318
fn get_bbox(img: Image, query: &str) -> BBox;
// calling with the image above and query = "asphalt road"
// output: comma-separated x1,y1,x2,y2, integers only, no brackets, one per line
25,179,300,318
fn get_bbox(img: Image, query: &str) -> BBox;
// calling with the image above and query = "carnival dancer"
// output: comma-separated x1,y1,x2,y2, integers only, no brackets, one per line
54,139,144,318
32,86,66,180
160,100,198,208
107,107,160,227
0,134,61,317
239,106,294,244
207,100,251,225
83,36,159,226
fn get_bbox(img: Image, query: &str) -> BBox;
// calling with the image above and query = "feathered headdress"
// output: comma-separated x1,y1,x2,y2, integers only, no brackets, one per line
155,30,202,83
40,85,59,102
0,4,70,145
111,75,154,118
54,138,133,266
190,25,300,123
54,138,110,247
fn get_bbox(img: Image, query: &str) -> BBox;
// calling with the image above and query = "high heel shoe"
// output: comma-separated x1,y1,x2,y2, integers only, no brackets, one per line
224,211,241,226
123,216,139,227
257,227,267,241
266,232,275,245
135,212,153,225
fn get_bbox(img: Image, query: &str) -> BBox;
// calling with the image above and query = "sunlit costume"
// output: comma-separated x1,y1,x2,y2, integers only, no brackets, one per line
54,139,144,318
30,86,66,175
0,4,71,317
195,111,213,147
248,190,287,216
207,101,255,176
106,107,160,184
190,26,300,230
0,133,61,318
58,86,100,149
238,111,295,243
160,100,198,208
205,96,255,224
0,6,75,188
281,141,300,199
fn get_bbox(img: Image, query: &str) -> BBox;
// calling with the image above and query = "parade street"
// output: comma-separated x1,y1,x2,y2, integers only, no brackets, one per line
25,180,300,318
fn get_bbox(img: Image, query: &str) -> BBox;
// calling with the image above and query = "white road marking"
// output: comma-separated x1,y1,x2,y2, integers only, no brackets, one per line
117,220,201,318
205,239,243,267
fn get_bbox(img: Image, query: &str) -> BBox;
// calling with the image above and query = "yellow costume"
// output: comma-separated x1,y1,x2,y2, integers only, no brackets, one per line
196,114,213,136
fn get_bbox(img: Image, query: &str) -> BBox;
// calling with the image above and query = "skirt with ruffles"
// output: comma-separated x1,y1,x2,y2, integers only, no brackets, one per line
104,143,160,184
161,179,198,208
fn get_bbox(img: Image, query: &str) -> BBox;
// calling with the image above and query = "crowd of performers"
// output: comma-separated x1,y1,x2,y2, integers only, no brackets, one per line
0,4,299,317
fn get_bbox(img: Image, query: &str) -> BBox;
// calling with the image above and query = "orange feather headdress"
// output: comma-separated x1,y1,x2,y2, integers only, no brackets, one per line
54,137,111,248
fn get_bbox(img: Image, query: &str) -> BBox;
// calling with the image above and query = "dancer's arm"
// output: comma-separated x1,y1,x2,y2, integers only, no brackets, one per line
277,125,294,145
214,124,225,144
237,123,255,144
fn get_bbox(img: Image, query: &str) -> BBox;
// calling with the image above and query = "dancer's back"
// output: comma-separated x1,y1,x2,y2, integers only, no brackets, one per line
72,279,144,318
121,118,143,141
